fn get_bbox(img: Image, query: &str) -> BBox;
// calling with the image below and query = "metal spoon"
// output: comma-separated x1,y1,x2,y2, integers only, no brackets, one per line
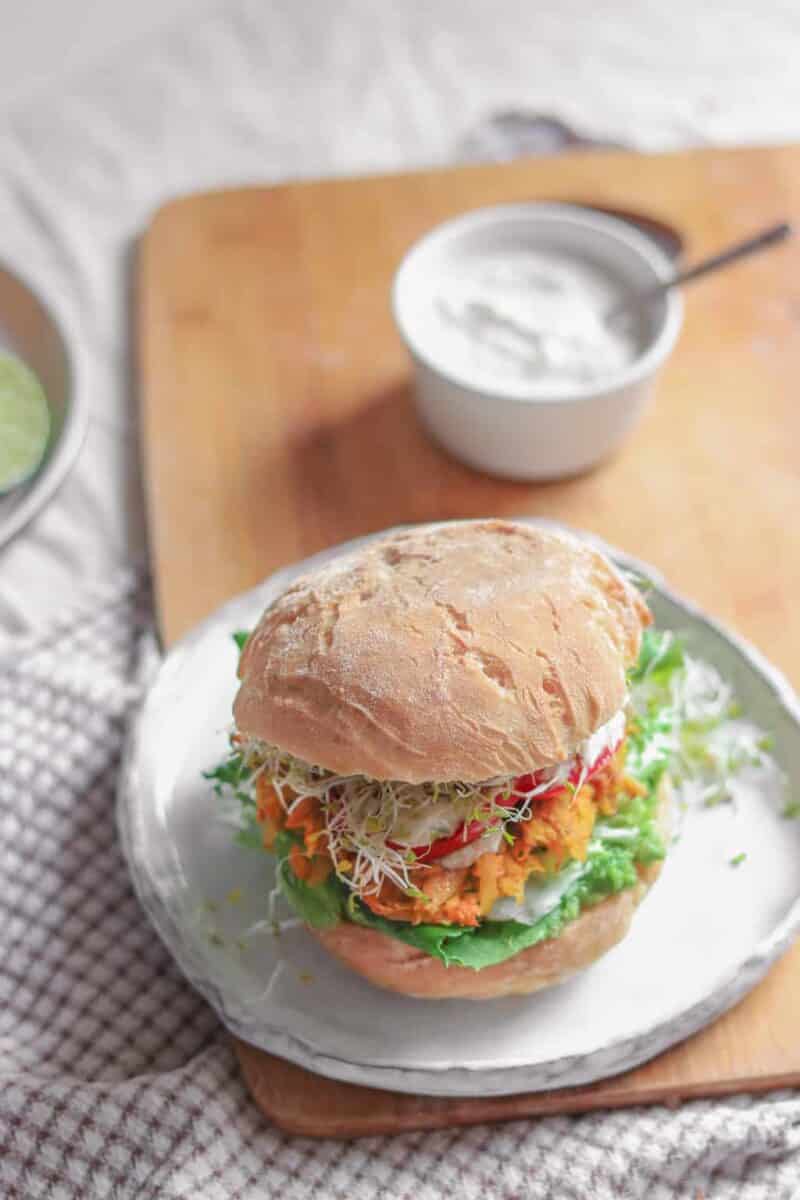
607,220,793,323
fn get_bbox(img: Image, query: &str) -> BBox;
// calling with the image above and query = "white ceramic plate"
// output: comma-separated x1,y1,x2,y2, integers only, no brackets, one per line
118,522,800,1097
0,260,87,547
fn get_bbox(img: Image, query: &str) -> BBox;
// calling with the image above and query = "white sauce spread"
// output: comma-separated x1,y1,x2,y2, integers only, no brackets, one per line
487,860,586,925
430,251,645,391
389,796,471,847
577,709,627,775
509,707,628,800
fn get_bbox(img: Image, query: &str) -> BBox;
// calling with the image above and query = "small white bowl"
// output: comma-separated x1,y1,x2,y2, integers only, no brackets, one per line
391,203,683,481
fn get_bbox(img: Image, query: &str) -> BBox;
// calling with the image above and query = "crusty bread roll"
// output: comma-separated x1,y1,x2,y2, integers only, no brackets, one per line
312,779,671,1000
235,520,649,783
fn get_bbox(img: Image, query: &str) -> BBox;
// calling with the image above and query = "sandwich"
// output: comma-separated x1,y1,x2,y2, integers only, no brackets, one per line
228,519,671,999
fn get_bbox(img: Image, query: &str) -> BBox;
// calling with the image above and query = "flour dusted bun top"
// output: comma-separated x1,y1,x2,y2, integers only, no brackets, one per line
234,520,650,784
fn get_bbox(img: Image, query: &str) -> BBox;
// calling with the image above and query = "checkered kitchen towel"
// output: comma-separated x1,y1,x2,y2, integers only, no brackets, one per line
2,568,800,1199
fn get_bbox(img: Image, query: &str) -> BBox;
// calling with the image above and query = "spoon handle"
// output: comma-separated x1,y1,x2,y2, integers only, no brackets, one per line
608,220,792,321
670,221,792,290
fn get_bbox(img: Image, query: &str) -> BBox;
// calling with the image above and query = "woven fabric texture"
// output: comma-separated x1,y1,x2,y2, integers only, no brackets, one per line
1,570,800,1198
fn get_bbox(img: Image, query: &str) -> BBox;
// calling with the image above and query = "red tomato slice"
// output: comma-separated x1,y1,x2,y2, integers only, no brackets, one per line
388,737,622,865
386,793,517,863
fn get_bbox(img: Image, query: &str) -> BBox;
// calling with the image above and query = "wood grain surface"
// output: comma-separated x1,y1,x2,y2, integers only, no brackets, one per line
139,144,800,1137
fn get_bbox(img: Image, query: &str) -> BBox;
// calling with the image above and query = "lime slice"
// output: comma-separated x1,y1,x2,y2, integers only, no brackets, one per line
0,351,51,494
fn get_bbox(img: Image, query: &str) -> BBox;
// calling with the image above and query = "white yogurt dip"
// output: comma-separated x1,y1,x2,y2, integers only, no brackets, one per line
429,250,645,392
392,203,683,478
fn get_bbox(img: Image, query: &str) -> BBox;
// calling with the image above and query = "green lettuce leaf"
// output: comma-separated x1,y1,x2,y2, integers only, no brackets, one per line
347,842,642,969
628,627,684,684
274,830,345,930
626,629,685,792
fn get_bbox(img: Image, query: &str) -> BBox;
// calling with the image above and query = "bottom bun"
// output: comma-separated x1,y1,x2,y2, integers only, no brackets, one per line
312,778,671,1000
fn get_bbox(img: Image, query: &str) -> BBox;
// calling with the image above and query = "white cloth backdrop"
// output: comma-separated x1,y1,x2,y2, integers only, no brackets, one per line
3,2,800,1195
3,0,800,639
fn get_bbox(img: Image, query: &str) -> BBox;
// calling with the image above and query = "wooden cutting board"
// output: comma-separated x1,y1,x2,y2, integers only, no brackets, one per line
139,145,800,1137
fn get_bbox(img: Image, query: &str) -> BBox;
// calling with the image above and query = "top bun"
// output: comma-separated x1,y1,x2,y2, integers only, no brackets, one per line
234,521,650,783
